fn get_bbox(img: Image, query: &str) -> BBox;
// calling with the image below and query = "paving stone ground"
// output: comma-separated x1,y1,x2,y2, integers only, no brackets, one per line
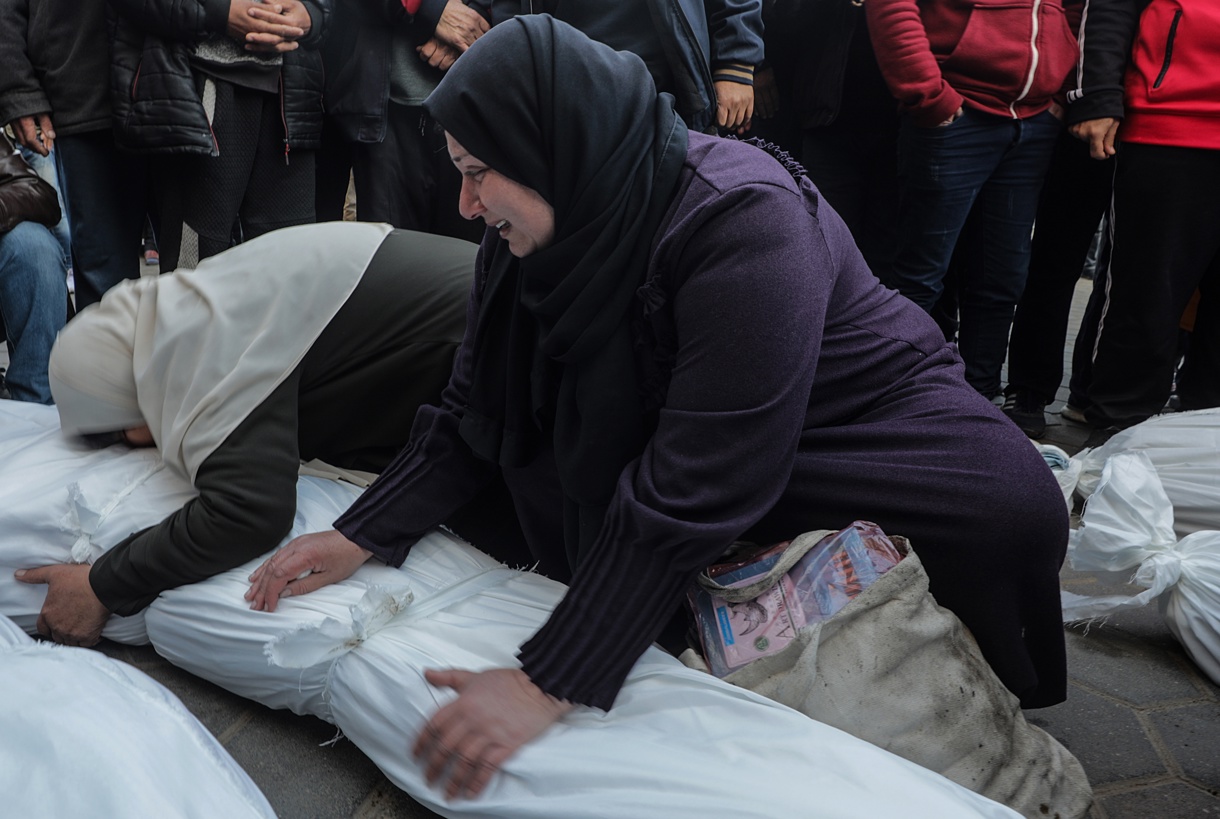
9,276,1220,817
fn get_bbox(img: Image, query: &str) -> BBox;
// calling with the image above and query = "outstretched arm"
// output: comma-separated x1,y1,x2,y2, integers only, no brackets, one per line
88,372,303,618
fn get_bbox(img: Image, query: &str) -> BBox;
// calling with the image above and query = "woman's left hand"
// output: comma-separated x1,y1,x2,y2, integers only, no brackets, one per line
414,667,574,800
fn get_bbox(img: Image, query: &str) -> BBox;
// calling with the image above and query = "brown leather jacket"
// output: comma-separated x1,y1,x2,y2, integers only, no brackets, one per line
0,132,61,234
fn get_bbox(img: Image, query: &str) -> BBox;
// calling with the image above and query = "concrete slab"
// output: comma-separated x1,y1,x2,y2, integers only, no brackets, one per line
1026,685,1167,787
222,707,386,818
1095,782,1220,818
1149,703,1220,788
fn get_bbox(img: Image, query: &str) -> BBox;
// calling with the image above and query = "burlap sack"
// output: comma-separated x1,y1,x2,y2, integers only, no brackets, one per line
699,536,1092,819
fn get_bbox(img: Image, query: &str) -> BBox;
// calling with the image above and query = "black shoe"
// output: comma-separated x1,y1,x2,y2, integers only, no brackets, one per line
1001,388,1048,439
1082,425,1120,450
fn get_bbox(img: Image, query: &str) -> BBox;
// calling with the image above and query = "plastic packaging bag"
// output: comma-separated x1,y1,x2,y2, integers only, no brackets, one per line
1062,450,1220,685
1036,443,1082,510
689,522,901,676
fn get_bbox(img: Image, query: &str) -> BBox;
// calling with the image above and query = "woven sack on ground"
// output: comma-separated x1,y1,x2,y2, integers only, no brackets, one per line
691,532,1092,819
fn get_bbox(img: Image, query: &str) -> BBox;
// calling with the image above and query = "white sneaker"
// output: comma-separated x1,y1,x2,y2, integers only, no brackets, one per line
1060,404,1088,424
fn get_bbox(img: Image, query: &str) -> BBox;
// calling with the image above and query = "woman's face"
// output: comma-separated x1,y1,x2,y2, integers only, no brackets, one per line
446,134,555,258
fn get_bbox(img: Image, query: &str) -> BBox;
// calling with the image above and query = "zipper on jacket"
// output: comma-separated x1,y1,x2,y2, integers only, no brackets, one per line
1153,10,1182,90
1011,0,1044,117
667,0,716,130
131,62,142,99
280,72,291,165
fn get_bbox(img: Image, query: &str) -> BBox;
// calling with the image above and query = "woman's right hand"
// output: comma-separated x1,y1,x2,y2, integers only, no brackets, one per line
245,530,372,612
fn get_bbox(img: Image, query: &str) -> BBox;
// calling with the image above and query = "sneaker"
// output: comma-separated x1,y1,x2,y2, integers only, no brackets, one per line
1001,389,1047,439
1060,404,1088,424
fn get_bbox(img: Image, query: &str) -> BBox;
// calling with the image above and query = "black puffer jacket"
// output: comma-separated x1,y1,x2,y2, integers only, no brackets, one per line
108,0,331,156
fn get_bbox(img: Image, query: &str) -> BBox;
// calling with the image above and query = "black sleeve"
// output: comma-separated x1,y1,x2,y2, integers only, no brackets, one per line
0,0,51,126
333,236,499,565
106,0,230,41
300,0,331,48
88,371,303,616
1065,0,1141,124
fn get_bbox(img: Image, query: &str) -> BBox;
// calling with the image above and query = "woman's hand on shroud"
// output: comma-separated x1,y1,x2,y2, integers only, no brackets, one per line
245,530,372,612
414,667,574,800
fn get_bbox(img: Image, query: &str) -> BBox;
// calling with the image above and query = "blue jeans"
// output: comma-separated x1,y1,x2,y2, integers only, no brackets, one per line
17,145,73,270
0,222,68,403
54,130,146,308
892,108,1061,396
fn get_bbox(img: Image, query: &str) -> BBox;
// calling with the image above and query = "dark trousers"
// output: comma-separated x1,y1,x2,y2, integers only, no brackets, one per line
1005,132,1115,403
891,108,1061,396
1086,142,1220,427
155,80,314,272
802,112,900,286
315,103,482,243
1067,239,1109,409
54,130,146,308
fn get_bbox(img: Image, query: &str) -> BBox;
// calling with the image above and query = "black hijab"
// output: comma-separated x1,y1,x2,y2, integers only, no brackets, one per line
424,16,689,568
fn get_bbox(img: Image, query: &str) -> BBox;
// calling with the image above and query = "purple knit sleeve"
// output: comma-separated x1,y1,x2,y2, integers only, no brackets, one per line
334,246,498,566
518,178,833,709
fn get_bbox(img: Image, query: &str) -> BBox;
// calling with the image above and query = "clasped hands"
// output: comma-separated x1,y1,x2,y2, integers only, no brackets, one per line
246,530,572,799
417,0,490,72
228,0,313,53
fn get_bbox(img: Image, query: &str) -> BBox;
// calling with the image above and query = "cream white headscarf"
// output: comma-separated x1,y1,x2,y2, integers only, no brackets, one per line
49,221,394,483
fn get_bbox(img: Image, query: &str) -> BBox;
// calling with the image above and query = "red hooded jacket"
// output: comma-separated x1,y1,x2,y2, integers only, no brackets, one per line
1121,0,1220,150
865,0,1082,127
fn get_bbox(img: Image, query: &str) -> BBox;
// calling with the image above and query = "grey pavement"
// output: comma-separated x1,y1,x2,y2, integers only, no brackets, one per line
8,276,1220,817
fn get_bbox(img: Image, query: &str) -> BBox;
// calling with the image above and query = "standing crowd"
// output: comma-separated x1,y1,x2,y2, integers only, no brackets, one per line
3,0,1216,440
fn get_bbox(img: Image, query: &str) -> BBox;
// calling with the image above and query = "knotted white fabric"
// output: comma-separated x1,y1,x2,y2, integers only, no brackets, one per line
1063,450,1220,685
1072,408,1220,536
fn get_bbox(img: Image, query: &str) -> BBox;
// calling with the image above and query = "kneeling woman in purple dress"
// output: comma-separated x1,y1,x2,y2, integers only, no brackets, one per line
246,15,1068,798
